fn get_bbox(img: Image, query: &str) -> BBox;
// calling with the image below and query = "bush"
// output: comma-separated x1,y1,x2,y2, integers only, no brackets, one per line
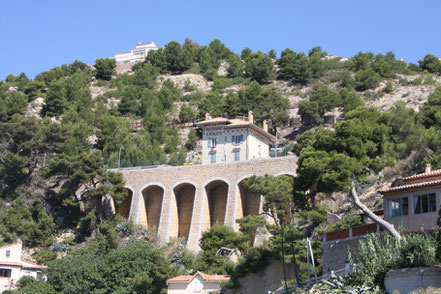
351,233,438,288
32,249,57,265
398,234,436,268
354,68,381,91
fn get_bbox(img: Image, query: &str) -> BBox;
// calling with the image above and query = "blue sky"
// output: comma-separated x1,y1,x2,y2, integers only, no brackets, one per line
1,0,440,79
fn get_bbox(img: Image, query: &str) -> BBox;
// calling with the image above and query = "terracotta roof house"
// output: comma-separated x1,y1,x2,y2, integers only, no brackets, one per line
0,242,46,292
196,111,276,165
166,271,230,294
380,164,441,232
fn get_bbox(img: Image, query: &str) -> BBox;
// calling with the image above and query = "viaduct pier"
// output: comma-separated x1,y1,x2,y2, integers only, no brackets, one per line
116,156,297,252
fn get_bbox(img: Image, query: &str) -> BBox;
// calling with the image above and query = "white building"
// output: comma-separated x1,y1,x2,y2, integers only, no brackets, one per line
167,272,230,294
196,111,276,165
0,242,46,292
114,42,160,64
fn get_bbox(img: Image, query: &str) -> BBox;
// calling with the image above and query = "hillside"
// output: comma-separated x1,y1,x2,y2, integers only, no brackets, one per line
1,38,441,292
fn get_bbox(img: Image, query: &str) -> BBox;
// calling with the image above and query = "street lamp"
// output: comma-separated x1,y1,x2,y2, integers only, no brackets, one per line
118,146,124,169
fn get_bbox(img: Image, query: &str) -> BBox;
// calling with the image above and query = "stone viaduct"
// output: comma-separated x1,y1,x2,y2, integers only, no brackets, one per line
115,156,297,252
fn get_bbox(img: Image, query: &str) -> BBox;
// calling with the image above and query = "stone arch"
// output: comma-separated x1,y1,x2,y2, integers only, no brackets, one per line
236,175,262,220
203,178,230,229
235,175,267,246
170,181,197,240
140,184,165,231
115,186,134,219
274,171,297,178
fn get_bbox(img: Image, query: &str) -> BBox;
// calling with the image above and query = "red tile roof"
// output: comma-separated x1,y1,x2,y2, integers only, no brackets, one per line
0,260,46,270
380,179,441,194
403,169,441,181
115,51,131,55
196,117,276,142
0,243,21,249
167,272,230,284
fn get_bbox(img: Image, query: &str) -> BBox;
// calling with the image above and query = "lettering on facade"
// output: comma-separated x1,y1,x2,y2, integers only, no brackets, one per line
204,126,224,137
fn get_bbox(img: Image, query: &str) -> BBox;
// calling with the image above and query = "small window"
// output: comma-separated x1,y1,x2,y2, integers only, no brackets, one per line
387,197,409,217
210,153,216,164
232,135,244,144
233,150,240,161
414,193,436,214
208,138,217,148
0,268,11,278
5,250,10,258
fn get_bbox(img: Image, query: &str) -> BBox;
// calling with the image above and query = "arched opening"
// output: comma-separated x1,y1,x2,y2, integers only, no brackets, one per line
141,185,164,230
237,179,262,245
115,188,133,219
173,183,196,239
238,180,261,219
205,180,229,227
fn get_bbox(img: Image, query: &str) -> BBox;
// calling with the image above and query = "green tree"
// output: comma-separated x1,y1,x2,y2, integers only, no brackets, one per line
45,79,68,117
197,224,247,274
47,241,173,294
226,54,243,78
185,128,198,151
179,104,195,121
94,58,116,80
419,54,441,74
244,51,274,84
242,175,301,225
241,47,252,60
163,41,189,74
354,68,381,91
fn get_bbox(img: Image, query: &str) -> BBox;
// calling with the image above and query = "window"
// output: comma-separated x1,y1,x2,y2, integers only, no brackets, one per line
414,193,436,214
210,153,216,164
5,250,10,258
387,197,408,217
233,150,240,161
0,268,11,278
208,138,217,148
232,135,243,144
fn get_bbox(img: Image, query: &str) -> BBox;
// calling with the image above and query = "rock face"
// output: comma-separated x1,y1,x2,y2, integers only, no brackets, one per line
157,74,213,92
25,97,45,118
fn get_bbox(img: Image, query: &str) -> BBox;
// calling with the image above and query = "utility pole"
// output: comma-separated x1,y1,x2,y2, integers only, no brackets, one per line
280,229,288,292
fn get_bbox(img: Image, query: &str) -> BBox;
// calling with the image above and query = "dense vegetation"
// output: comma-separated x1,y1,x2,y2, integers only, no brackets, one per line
1,38,441,293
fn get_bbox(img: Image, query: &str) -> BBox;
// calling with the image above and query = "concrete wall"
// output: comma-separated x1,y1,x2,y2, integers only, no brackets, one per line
385,267,441,294
222,259,296,294
384,187,440,232
119,156,297,251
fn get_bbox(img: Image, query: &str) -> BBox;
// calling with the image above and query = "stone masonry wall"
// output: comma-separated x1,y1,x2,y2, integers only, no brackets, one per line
119,156,297,252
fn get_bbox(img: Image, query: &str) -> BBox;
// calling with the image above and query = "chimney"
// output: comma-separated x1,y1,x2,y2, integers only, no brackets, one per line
205,113,212,121
248,110,254,124
425,163,432,174
263,120,268,132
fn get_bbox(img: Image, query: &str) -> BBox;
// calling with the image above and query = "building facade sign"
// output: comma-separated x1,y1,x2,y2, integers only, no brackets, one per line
203,126,224,137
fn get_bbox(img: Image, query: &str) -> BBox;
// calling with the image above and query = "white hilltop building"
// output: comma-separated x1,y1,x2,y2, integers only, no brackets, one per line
0,242,45,292
114,42,160,64
196,110,276,165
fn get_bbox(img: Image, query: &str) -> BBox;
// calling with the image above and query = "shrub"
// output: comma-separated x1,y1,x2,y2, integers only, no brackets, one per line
398,234,436,268
32,249,57,265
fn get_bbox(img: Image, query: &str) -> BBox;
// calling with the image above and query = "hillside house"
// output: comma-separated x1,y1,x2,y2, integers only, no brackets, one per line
196,111,276,165
166,272,230,294
323,164,441,273
114,42,160,64
0,242,46,292
380,164,441,232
